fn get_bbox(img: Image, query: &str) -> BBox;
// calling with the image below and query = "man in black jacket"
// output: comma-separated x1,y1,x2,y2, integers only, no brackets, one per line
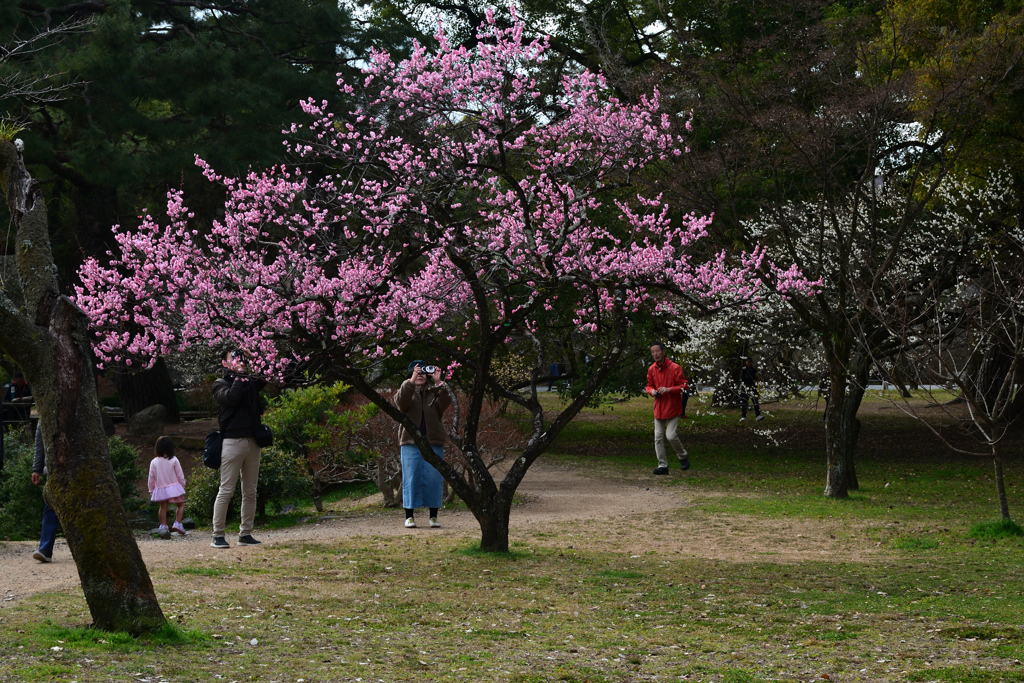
210,349,267,549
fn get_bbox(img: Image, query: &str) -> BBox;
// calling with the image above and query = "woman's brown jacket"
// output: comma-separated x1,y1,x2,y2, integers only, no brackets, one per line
394,380,452,446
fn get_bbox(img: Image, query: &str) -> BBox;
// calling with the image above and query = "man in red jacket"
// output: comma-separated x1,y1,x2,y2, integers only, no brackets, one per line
646,342,690,475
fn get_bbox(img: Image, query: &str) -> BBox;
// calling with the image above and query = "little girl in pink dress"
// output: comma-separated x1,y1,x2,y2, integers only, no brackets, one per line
149,436,187,536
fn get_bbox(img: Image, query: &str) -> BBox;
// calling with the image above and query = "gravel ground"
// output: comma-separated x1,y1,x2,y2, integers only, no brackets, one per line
0,459,877,610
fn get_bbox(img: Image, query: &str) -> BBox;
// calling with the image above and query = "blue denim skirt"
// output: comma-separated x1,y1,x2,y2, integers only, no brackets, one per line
401,443,444,509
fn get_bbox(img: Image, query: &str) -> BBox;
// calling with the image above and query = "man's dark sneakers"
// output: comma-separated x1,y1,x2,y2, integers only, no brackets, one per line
237,535,262,546
652,466,670,475
679,457,691,471
31,550,52,563
210,536,230,549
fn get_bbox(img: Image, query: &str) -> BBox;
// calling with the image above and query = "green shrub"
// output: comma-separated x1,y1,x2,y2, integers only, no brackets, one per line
968,518,1024,539
107,436,147,511
265,381,376,463
185,446,310,524
0,434,147,540
0,433,45,540
263,381,378,506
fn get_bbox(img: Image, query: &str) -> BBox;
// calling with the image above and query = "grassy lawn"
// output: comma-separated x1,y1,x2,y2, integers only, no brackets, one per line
1,392,1023,682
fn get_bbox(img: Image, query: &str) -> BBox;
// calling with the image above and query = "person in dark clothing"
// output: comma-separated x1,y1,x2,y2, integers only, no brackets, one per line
4,371,33,424
210,349,268,549
739,358,763,422
31,423,58,563
3,371,31,402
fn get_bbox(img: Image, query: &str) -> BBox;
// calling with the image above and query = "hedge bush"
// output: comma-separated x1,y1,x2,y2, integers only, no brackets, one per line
0,434,146,540
185,446,310,524
0,433,44,540
108,436,147,511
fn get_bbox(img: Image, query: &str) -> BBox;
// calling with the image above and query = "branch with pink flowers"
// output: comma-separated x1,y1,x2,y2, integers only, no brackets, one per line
75,9,816,551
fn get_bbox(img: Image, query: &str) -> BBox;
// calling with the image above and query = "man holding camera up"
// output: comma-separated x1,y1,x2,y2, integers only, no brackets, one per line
211,349,267,549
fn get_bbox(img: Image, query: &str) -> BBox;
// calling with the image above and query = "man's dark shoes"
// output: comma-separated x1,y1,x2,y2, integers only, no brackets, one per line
679,457,691,471
210,536,230,549
32,550,52,563
237,535,262,546
652,466,670,475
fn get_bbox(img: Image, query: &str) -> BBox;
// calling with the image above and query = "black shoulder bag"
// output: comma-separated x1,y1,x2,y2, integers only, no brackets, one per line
253,424,274,448
203,431,223,469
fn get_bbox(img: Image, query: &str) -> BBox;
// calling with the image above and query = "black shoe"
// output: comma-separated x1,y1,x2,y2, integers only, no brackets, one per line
237,535,262,546
679,457,690,471
652,466,670,475
210,536,230,549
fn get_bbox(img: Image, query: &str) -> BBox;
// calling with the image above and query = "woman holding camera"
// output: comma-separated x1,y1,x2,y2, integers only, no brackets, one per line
395,360,451,528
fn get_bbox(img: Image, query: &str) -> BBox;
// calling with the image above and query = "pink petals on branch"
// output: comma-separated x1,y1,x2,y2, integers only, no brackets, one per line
75,11,815,375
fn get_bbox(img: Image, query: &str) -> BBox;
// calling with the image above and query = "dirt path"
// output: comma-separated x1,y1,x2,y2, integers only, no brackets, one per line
0,462,875,608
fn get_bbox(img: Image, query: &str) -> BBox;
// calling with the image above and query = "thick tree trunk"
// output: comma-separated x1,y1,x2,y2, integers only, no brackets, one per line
475,495,513,553
42,299,166,632
891,366,912,399
0,139,166,634
993,441,1011,520
823,352,867,497
311,473,324,513
374,455,402,508
111,356,180,422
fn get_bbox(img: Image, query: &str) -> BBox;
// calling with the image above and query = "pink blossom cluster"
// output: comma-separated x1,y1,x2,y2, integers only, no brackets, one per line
75,11,816,376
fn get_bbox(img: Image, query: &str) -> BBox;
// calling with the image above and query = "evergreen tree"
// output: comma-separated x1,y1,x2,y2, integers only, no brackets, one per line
2,0,407,283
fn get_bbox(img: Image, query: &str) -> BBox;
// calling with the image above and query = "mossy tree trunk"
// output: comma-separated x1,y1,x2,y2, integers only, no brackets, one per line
0,139,166,634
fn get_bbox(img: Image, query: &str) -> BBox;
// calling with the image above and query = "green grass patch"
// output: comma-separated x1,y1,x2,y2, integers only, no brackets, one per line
455,543,529,559
34,621,208,652
969,518,1024,539
9,663,77,681
2,392,1024,681
174,566,225,577
945,625,1024,642
593,569,644,579
893,536,939,550
907,667,1024,682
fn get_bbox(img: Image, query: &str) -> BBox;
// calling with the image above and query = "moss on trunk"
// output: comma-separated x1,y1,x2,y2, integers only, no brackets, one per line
0,139,166,634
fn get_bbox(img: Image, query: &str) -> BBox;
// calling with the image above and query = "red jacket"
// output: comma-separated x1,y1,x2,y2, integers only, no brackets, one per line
646,358,688,419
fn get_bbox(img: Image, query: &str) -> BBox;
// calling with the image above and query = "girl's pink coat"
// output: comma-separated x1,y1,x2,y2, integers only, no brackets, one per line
148,456,186,502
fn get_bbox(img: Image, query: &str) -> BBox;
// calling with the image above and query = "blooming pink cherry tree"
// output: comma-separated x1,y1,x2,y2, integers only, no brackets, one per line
77,12,811,551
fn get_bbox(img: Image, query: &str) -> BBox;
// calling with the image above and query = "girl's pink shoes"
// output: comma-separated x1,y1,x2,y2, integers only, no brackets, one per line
171,522,187,535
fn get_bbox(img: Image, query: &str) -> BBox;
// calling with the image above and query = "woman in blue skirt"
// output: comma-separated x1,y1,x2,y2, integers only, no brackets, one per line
395,360,451,528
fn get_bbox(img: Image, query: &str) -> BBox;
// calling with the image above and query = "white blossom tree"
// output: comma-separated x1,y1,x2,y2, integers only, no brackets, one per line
860,171,1023,521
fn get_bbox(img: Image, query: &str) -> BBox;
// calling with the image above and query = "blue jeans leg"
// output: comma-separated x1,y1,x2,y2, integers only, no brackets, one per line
39,500,58,557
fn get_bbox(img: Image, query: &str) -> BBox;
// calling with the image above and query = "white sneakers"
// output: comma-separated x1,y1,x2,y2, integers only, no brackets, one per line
756,414,765,421
406,517,441,528
171,522,187,535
